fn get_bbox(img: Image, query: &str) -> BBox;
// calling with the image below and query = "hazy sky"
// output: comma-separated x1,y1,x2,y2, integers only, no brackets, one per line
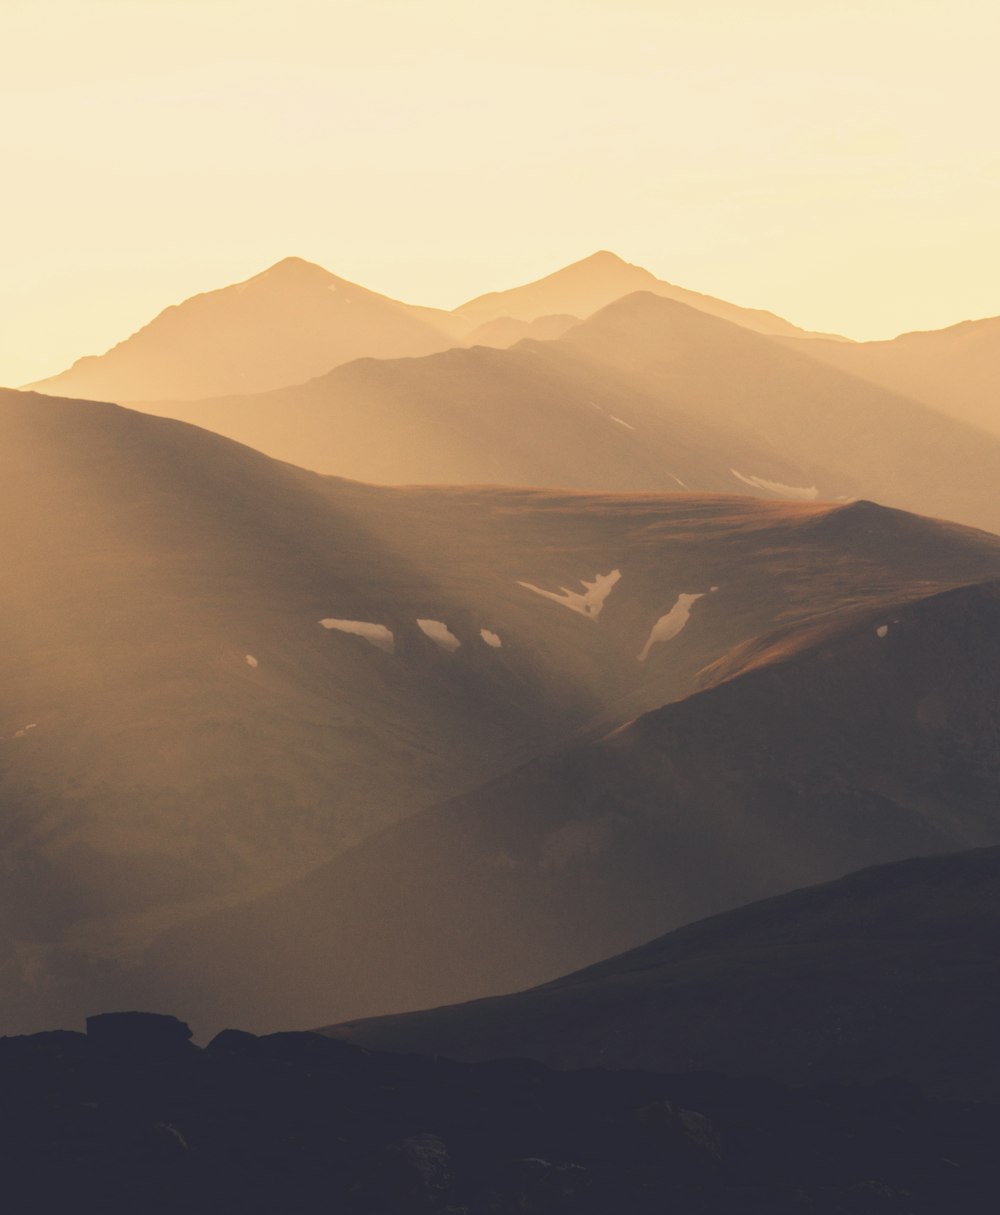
3,0,999,384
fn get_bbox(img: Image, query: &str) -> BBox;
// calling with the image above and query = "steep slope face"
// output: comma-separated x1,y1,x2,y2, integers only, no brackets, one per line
133,574,1000,1037
26,258,466,402
137,293,1000,536
787,315,1000,438
326,846,1000,1102
455,250,833,337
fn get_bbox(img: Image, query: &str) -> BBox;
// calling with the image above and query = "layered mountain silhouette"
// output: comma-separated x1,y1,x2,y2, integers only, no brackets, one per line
26,250,833,406
26,258,466,401
136,292,1000,537
327,845,1000,1102
456,250,835,338
112,569,1000,1037
788,315,1000,438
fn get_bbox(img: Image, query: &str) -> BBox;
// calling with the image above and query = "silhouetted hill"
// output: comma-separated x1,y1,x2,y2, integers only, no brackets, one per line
27,258,466,401
328,845,1000,1101
6,1012,998,1214
132,576,1000,1037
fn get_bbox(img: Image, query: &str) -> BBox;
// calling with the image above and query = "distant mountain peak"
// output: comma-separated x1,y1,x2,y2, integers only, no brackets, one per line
253,256,335,283
578,250,633,267
560,250,650,279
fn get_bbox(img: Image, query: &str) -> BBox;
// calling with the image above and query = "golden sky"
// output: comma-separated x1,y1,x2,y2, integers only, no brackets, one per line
3,0,999,384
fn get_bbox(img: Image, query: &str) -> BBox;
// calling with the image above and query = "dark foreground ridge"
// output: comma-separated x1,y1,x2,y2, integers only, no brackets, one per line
3,1012,1000,1214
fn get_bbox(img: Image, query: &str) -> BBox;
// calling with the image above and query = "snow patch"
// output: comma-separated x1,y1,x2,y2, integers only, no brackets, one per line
638,593,706,661
517,570,621,621
417,619,461,651
730,469,819,501
876,624,889,638
320,619,395,652
610,415,635,431
245,654,259,668
11,723,37,739
480,629,503,648
670,474,688,488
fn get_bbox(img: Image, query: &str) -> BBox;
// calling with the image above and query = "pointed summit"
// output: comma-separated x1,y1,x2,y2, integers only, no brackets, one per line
251,256,343,287
28,259,462,402
577,249,632,267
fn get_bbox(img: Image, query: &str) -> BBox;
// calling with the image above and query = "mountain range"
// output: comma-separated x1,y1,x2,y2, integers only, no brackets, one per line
6,248,1000,1187
27,251,841,405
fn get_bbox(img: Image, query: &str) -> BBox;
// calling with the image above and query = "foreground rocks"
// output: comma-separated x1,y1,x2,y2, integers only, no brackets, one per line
1,1012,999,1213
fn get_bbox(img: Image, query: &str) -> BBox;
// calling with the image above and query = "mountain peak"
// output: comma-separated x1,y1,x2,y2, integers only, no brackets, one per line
564,250,650,280
255,256,334,282
578,250,631,268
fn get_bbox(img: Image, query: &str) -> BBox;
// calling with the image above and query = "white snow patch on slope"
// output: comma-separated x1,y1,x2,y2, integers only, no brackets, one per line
517,570,622,621
638,593,706,661
10,723,37,739
320,619,395,652
730,469,819,501
417,619,461,651
610,415,635,431
480,629,503,648
245,654,259,668
876,624,889,638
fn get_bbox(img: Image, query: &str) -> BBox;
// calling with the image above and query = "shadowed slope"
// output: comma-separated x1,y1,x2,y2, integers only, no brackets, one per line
27,258,466,402
326,845,1000,1102
134,575,1000,1037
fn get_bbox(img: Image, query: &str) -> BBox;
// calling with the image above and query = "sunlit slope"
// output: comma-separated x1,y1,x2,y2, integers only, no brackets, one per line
559,293,1000,535
146,337,807,492
139,293,1000,536
325,844,1000,1102
26,258,466,402
18,388,1000,1026
132,528,1000,1036
455,250,834,337
4,390,768,932
786,315,1000,439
